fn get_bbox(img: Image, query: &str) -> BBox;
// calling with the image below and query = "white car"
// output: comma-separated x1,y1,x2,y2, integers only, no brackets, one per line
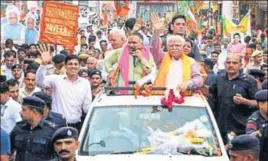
76,88,229,161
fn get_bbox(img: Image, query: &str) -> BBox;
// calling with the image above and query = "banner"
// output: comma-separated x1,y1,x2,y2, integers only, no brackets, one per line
223,10,251,37
39,1,79,52
99,1,112,27
114,1,129,18
1,5,25,43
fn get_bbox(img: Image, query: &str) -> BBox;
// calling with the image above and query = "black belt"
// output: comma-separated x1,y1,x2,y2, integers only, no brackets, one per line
67,122,81,127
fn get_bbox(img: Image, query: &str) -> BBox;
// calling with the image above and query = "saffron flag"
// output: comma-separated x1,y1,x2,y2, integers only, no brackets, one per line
185,7,197,31
114,1,129,18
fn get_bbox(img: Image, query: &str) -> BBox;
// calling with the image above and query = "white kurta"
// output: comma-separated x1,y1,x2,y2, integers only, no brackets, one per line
166,58,183,89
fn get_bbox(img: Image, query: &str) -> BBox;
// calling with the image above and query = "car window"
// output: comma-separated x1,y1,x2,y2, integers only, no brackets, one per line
79,105,221,156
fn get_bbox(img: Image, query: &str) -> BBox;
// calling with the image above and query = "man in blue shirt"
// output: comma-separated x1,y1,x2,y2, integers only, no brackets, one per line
204,58,217,86
1,128,10,161
33,91,67,129
24,16,38,44
2,6,25,41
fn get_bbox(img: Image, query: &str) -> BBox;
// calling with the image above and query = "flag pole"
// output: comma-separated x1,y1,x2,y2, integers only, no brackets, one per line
220,0,224,40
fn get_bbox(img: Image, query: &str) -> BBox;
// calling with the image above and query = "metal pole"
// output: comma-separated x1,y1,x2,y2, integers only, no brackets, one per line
208,0,211,28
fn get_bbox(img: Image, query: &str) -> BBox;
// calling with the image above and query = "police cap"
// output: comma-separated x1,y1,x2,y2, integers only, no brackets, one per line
11,64,21,71
78,53,89,60
22,96,46,110
33,91,52,107
231,134,260,151
254,89,268,102
89,69,102,78
52,127,78,143
251,50,262,57
52,54,66,64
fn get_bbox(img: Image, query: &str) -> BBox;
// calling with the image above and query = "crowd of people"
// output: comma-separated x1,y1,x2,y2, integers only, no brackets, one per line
0,6,268,161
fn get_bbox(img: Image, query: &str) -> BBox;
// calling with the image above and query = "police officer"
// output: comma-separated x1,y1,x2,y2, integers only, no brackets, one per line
248,69,266,89
49,127,79,161
208,54,258,144
52,54,66,75
33,91,67,129
10,96,56,161
246,90,268,161
230,134,260,161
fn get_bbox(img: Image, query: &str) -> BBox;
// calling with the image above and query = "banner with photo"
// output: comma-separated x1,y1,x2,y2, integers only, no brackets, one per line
39,1,79,53
1,2,42,44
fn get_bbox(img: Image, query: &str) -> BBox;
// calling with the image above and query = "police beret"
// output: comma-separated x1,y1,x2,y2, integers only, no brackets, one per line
18,48,26,53
251,50,262,57
89,69,102,78
0,75,6,82
11,64,21,70
33,91,52,105
22,96,46,110
52,127,78,143
231,134,260,151
262,80,268,89
52,54,66,64
248,69,265,78
19,44,29,50
29,52,38,57
254,90,268,102
204,58,215,67
23,59,34,64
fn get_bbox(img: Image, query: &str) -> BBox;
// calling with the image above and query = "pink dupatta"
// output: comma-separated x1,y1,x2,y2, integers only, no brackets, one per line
118,44,151,89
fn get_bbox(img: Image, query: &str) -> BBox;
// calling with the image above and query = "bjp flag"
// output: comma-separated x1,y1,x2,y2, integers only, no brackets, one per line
114,1,129,18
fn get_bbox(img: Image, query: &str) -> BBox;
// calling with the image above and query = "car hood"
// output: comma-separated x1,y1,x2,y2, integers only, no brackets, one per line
76,154,229,161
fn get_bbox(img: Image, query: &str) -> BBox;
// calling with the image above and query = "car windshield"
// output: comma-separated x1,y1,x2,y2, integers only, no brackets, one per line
79,105,221,156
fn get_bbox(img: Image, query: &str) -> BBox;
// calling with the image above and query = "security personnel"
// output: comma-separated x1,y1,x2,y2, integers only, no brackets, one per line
49,127,79,161
33,91,67,129
230,134,260,161
246,90,268,161
248,68,266,89
52,54,66,75
11,64,24,88
89,69,104,101
208,54,258,144
10,96,56,161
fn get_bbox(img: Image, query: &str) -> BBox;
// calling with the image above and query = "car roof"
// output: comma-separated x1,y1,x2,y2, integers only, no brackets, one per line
93,92,208,108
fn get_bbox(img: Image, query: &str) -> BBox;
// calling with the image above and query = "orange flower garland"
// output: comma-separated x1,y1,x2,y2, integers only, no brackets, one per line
133,84,153,98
